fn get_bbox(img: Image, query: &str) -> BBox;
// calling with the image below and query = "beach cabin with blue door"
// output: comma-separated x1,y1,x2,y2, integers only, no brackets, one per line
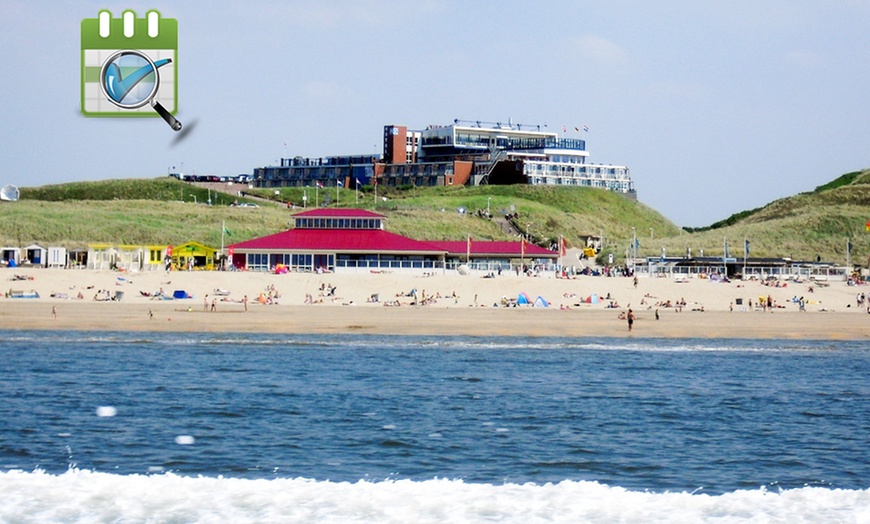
24,244,47,266
1,246,20,266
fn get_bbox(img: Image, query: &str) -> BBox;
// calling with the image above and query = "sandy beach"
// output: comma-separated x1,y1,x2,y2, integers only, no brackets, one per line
1,267,868,340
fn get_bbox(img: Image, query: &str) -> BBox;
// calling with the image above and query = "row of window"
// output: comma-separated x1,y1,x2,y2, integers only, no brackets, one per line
245,253,335,271
295,218,382,230
525,163,630,176
529,177,634,191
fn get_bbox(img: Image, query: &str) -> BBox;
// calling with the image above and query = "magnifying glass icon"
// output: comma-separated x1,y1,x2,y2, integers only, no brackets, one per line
99,49,182,131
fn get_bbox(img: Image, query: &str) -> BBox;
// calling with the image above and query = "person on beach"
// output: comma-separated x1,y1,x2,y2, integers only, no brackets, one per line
627,309,635,331
52,306,56,320
243,295,248,312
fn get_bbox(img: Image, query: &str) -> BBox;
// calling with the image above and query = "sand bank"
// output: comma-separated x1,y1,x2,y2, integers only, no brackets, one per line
1,268,868,340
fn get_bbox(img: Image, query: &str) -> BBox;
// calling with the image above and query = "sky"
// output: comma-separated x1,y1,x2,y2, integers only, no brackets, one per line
1,1,868,227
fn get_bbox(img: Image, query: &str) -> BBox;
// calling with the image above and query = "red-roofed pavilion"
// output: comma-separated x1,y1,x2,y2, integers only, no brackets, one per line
228,209,557,272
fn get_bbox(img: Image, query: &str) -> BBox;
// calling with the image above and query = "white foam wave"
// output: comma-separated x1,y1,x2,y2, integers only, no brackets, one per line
1,470,867,523
3,330,853,354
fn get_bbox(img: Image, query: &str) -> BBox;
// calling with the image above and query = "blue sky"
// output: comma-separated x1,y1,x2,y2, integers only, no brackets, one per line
1,1,868,227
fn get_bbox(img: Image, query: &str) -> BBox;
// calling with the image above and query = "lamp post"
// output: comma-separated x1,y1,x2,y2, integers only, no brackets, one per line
189,194,197,204
487,197,491,215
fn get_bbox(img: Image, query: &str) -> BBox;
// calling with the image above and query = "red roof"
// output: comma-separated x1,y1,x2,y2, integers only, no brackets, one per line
230,228,444,254
292,208,384,219
427,240,557,258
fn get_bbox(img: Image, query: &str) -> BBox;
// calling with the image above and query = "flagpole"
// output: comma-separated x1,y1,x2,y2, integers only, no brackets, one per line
466,234,471,264
221,220,226,270
521,236,525,269
336,182,340,206
846,237,852,270
743,237,747,279
315,184,319,208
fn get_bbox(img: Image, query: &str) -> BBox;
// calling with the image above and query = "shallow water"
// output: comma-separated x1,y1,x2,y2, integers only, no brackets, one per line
1,331,868,522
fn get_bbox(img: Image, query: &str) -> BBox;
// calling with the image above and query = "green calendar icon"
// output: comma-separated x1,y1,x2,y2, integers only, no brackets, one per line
81,10,179,128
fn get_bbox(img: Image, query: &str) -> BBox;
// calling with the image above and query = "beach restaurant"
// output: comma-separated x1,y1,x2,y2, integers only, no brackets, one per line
228,208,558,273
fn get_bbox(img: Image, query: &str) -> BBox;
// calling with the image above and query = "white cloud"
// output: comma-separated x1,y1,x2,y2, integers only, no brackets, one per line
568,34,628,63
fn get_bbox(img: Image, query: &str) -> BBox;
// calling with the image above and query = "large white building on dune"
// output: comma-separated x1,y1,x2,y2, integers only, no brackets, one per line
254,119,635,198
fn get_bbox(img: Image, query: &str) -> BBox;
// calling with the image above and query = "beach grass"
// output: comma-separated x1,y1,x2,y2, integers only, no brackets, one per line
3,169,870,263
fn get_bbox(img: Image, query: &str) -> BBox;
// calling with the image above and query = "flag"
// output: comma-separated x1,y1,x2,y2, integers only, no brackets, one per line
316,181,324,188
521,237,527,257
574,127,579,132
848,240,853,254
866,220,870,231
562,125,567,133
559,236,567,257
337,180,344,187
227,246,234,257
223,226,231,236
355,178,362,186
583,125,589,132
466,235,472,260
744,240,750,257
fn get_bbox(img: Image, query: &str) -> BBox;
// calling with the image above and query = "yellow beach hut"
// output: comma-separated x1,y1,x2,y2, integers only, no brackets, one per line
171,241,217,270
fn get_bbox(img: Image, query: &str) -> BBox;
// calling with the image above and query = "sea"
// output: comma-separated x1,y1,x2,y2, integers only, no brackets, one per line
1,330,868,523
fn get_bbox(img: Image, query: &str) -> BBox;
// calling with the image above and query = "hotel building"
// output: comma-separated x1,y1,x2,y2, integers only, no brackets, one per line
253,119,635,197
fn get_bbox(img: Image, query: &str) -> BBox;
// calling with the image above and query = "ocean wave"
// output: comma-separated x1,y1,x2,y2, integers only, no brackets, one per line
1,469,867,523
2,330,861,354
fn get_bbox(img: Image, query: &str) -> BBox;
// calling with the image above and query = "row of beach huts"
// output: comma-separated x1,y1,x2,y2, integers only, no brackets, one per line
0,242,219,271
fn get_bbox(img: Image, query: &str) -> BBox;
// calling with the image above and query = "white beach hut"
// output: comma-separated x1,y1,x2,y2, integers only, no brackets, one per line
23,244,47,266
87,244,117,270
47,247,67,268
0,246,20,266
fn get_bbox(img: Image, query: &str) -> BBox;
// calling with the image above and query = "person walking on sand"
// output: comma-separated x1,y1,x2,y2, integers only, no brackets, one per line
243,295,248,312
627,308,635,331
52,306,56,320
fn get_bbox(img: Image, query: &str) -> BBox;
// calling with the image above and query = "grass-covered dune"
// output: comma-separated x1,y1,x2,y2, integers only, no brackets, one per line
2,169,869,265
